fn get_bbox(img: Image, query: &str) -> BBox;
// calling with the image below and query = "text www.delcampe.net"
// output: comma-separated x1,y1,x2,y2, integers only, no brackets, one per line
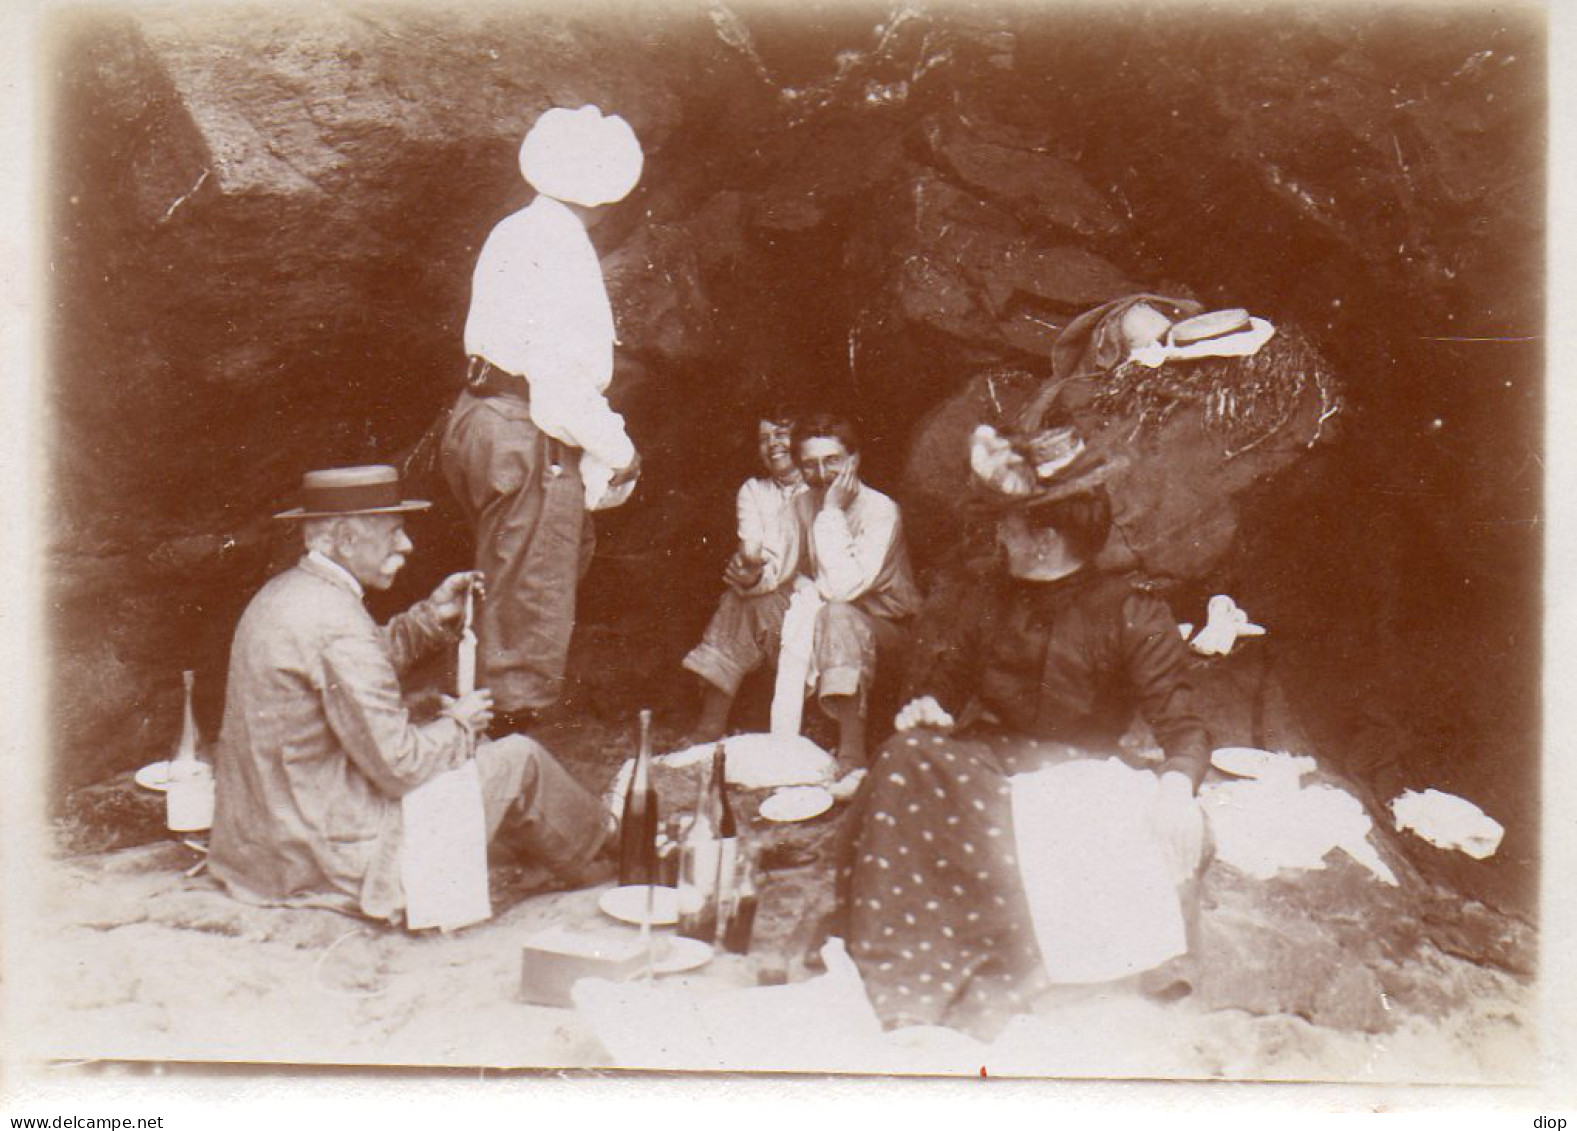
10,1119,164,1129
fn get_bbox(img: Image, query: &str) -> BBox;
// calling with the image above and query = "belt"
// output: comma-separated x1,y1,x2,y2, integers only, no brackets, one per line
466,357,576,473
466,356,529,402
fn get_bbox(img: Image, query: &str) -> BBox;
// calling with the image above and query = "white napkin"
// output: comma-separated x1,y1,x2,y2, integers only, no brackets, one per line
400,759,492,931
1390,788,1505,859
1010,759,1188,984
770,577,825,736
1190,594,1266,656
618,733,836,794
1201,776,1398,885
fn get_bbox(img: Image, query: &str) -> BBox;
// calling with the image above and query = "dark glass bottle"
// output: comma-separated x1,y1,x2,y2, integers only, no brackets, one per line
710,743,738,944
676,773,717,941
617,709,660,887
721,843,758,955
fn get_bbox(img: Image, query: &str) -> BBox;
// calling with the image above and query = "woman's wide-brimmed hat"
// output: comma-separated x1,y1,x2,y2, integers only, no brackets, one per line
966,423,1125,514
519,105,644,207
274,465,432,520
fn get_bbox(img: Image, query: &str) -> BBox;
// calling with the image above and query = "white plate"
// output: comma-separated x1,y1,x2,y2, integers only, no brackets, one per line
134,761,172,791
651,935,713,975
1210,746,1314,781
598,884,681,926
758,785,834,823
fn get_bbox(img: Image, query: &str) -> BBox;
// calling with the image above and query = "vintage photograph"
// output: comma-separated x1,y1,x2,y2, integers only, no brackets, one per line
6,0,1558,1098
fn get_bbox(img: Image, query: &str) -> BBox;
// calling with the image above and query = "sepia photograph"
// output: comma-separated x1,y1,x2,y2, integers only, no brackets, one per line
2,0,1571,1116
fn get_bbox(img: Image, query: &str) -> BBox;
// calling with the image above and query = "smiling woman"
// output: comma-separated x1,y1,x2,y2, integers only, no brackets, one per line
27,0,1551,1088
44,3,1540,933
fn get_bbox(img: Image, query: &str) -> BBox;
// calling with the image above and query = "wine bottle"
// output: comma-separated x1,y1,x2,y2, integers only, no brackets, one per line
166,670,214,833
721,842,758,955
617,709,659,887
710,743,738,945
676,772,717,942
713,742,737,839
170,670,199,774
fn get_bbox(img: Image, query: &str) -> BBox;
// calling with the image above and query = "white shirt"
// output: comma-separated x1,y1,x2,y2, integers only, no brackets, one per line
806,484,901,604
735,476,806,596
463,195,636,474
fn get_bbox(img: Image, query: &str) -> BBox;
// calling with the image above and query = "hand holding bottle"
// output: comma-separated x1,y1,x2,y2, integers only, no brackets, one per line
723,545,765,590
442,688,495,735
430,571,485,628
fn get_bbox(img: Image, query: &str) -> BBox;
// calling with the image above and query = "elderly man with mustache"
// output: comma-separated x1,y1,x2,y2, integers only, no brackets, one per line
209,465,614,925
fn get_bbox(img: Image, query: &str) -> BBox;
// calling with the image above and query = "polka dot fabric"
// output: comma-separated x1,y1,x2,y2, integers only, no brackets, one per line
844,731,1055,1039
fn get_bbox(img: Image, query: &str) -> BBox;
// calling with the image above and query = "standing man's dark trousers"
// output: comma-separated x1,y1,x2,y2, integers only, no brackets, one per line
442,384,595,715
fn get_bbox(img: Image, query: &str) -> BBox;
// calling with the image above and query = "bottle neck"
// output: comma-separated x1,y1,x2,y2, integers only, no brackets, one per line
175,673,199,762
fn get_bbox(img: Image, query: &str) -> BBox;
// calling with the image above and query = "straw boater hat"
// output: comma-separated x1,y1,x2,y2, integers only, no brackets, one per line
274,466,432,520
519,105,644,208
967,422,1125,514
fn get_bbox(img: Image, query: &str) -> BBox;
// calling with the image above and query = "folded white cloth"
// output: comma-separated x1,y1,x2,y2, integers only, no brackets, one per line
1201,776,1397,885
608,734,836,802
652,732,836,790
400,760,492,931
1190,594,1266,656
1010,759,1188,984
770,577,825,736
1390,788,1505,859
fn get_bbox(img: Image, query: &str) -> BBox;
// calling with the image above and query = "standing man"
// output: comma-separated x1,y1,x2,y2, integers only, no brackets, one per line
209,465,614,924
789,413,922,768
442,105,644,736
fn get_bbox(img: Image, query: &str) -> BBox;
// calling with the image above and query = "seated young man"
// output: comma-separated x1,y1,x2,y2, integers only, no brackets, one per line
685,412,921,768
682,410,806,741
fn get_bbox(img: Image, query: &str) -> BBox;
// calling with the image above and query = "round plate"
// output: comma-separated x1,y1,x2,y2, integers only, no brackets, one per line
1210,746,1312,781
598,884,681,926
759,785,834,823
134,761,172,792
652,935,713,975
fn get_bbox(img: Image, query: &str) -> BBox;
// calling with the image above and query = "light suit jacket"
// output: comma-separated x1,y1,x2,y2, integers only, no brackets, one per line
209,555,469,920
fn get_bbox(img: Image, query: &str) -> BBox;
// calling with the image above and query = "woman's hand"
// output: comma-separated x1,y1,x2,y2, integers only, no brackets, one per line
723,547,765,591
1148,770,1205,884
894,695,955,733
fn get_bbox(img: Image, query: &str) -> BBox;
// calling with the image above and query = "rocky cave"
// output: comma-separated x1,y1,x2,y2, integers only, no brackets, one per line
34,0,1545,1075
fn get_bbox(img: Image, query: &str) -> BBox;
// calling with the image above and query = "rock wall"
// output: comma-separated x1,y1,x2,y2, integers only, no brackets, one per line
46,3,1543,915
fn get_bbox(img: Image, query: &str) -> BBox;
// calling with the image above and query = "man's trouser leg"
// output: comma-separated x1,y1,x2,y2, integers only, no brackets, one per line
442,393,587,712
475,736,608,872
812,601,907,715
681,587,791,697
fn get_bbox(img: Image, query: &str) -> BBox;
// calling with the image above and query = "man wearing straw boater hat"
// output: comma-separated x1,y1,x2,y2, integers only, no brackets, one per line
209,465,615,924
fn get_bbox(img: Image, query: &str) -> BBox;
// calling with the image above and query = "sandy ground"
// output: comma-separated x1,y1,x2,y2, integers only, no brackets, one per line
15,765,1538,1086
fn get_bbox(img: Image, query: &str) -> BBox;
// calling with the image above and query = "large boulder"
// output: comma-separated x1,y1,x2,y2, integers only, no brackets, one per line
48,6,709,789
